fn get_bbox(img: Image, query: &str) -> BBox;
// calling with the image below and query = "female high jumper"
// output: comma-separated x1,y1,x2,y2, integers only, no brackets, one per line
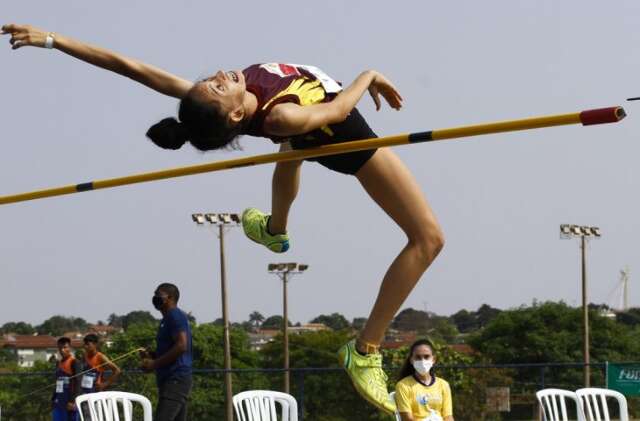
2,23,445,414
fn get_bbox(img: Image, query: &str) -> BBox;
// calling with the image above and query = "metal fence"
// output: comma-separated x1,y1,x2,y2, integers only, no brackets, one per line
0,362,636,420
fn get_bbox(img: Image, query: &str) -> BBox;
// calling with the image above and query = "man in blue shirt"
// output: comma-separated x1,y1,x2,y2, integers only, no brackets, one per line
141,283,193,421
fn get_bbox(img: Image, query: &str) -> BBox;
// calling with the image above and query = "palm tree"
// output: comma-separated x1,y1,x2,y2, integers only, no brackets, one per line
248,311,265,330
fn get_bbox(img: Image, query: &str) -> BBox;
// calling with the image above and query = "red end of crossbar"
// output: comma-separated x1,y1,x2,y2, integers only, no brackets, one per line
580,107,626,126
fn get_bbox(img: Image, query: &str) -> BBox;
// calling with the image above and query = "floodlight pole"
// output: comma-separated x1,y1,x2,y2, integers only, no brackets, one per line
580,234,589,388
268,263,308,394
560,224,601,388
218,222,233,420
283,269,290,393
193,213,239,421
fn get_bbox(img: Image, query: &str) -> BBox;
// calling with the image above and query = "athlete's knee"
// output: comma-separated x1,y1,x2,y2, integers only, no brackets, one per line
411,224,445,262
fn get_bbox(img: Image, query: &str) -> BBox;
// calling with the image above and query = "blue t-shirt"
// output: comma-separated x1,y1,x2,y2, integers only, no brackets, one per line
156,307,193,383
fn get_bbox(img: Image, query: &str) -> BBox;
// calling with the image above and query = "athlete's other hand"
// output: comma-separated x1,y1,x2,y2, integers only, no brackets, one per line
1,24,50,50
368,71,403,111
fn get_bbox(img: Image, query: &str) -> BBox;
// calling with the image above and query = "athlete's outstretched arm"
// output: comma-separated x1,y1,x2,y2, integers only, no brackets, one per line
1,24,193,99
264,69,403,137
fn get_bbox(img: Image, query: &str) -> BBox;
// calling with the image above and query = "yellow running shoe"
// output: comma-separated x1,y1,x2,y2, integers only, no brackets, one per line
337,340,396,415
241,208,290,253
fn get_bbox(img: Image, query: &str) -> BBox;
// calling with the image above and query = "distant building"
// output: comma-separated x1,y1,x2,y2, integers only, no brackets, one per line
599,309,617,319
0,334,83,367
289,323,330,334
380,331,475,355
248,323,331,351
87,324,122,337
248,332,276,352
382,330,418,350
60,325,120,348
447,343,474,355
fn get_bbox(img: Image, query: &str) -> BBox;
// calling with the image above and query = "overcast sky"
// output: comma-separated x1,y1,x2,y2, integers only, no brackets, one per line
1,1,639,327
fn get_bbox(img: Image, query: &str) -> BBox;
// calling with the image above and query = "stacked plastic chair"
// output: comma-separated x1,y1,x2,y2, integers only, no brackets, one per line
536,388,586,421
576,388,629,421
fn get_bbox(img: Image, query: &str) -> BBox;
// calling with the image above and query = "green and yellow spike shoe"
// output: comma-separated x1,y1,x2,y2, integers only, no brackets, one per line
241,208,290,253
337,340,396,415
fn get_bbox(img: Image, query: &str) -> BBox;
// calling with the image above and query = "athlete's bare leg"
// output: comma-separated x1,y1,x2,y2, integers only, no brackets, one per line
269,143,302,235
355,148,444,351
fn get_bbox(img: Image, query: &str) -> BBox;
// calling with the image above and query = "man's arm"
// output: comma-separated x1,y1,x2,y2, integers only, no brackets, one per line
149,331,188,369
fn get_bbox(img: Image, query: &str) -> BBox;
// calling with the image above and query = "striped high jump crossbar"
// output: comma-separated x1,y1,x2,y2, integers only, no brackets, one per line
0,106,626,206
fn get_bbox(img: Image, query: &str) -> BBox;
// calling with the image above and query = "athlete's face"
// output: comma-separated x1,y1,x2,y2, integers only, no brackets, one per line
411,344,435,364
83,341,97,355
58,343,72,359
198,69,246,122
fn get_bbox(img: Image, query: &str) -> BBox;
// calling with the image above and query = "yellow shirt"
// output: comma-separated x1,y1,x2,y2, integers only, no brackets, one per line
395,376,453,419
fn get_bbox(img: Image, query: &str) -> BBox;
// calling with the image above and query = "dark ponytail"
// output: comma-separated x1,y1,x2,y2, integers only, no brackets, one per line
146,117,190,150
146,83,242,151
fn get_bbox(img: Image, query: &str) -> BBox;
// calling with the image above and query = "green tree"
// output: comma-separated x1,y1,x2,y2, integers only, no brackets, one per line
475,304,501,328
391,308,430,331
122,310,158,330
36,315,88,336
249,311,265,329
261,315,291,329
0,321,36,335
310,313,350,331
352,317,367,331
0,347,15,364
107,322,158,408
108,313,124,328
451,309,477,333
190,324,265,419
391,308,458,341
0,359,55,420
470,301,640,393
426,318,459,343
616,307,640,326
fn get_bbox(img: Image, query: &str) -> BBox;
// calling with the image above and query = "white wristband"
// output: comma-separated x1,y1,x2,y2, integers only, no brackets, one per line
44,33,55,49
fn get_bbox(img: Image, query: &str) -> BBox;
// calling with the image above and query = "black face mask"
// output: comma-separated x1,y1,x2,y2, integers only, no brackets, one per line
152,295,166,310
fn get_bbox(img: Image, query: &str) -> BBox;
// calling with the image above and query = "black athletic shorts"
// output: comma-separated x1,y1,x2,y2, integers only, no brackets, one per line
289,107,377,175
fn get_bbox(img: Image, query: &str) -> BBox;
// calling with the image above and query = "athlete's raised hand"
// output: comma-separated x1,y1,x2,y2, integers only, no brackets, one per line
368,71,403,111
1,24,51,50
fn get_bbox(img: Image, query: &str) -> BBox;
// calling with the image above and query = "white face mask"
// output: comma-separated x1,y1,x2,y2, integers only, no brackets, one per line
413,358,434,375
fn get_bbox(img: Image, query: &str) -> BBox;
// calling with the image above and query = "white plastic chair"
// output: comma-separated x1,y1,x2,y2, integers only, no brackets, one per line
75,394,94,421
536,388,585,421
576,388,629,421
389,392,401,421
233,390,298,421
76,391,152,421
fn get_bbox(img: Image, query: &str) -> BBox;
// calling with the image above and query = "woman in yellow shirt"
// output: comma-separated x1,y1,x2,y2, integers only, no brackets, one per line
395,339,454,421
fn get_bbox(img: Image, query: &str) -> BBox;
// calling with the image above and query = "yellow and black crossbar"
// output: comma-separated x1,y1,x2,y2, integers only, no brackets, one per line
0,106,626,206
